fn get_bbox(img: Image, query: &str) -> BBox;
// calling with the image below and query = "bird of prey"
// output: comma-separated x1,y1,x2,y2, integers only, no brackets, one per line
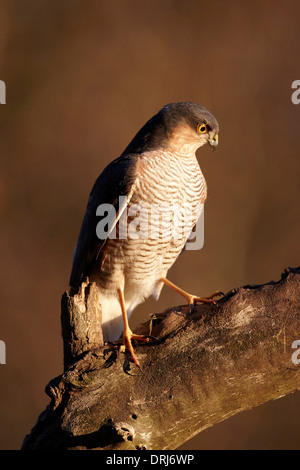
70,102,220,366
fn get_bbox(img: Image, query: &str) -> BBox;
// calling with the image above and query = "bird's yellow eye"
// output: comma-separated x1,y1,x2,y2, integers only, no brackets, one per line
197,123,207,134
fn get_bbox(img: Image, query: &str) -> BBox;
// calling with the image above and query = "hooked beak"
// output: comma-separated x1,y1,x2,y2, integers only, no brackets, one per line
209,133,219,149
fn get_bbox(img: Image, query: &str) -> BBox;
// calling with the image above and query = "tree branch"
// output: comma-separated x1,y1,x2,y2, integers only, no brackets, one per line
22,267,300,450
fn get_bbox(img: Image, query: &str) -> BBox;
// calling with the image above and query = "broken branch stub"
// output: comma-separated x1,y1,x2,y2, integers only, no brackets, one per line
61,279,103,369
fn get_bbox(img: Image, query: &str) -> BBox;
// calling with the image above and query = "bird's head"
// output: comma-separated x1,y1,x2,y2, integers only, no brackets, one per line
122,102,219,157
161,102,219,155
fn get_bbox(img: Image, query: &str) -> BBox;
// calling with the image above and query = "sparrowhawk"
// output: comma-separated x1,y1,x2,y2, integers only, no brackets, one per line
70,102,220,366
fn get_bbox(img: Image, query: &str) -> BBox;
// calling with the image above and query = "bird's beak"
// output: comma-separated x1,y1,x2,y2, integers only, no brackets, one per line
209,133,219,149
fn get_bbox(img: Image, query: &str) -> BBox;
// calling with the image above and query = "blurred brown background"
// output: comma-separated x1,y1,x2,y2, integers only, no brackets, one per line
0,0,299,450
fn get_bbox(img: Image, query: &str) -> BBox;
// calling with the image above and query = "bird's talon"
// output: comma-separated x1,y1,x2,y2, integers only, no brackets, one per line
144,334,158,342
131,333,152,343
122,329,154,368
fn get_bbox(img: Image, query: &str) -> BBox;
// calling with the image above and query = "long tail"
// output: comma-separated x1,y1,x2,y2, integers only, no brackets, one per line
100,294,124,341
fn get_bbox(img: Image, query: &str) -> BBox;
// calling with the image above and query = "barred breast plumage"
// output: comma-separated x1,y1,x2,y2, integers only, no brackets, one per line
70,102,219,365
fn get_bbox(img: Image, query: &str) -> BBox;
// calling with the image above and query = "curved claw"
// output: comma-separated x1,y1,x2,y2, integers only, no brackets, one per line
144,334,159,342
123,356,143,374
130,333,159,343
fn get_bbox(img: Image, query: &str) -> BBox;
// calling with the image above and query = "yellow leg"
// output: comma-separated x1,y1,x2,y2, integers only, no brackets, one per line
160,277,222,312
117,288,150,367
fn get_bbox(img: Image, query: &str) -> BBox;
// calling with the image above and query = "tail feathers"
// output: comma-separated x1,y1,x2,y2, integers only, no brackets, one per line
100,295,124,341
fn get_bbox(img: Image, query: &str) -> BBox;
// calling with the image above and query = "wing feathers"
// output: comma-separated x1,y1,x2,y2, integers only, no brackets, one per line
69,155,138,290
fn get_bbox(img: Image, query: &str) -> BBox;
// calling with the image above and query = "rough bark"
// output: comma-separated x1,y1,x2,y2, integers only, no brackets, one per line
22,267,300,450
61,280,103,369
